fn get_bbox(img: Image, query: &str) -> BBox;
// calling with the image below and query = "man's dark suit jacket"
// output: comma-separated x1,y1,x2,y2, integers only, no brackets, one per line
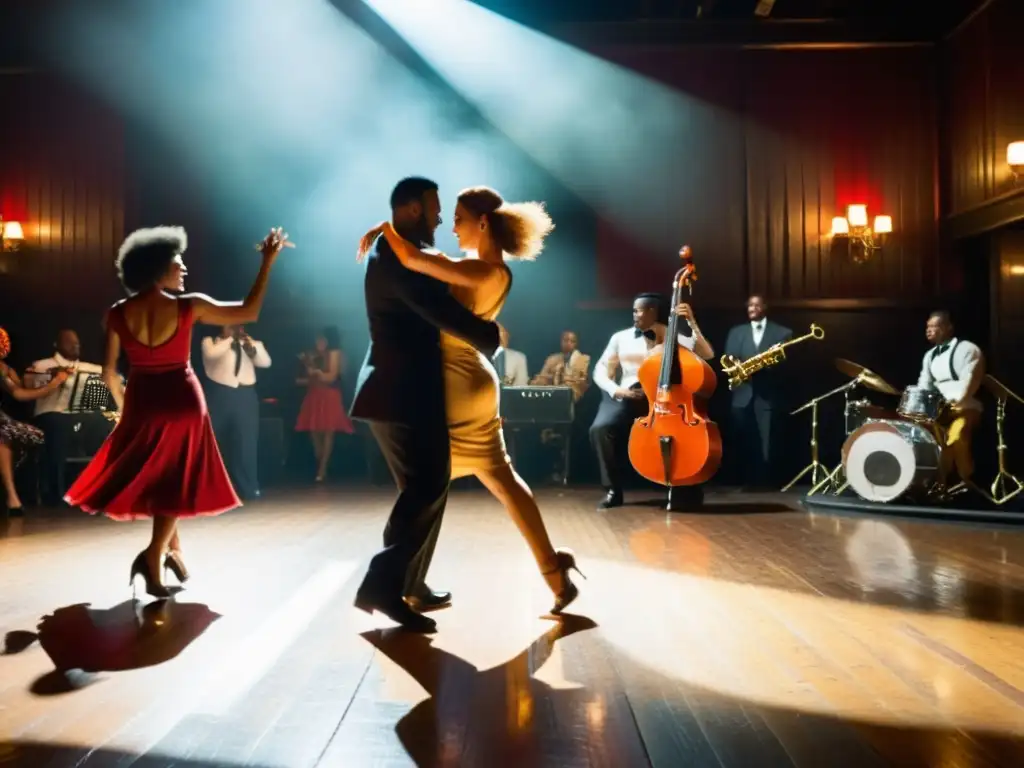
723,319,793,409
349,235,501,424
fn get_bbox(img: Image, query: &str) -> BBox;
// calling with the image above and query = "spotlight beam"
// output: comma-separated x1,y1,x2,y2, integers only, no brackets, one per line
330,0,483,131
332,0,590,211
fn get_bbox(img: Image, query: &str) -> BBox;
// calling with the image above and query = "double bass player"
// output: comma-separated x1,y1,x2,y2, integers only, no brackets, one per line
589,291,714,511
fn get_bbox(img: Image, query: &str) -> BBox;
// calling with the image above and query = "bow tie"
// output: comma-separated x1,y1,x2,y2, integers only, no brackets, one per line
634,328,656,341
935,342,950,355
753,322,763,331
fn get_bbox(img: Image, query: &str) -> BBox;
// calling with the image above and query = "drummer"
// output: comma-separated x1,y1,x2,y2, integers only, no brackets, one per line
916,310,985,488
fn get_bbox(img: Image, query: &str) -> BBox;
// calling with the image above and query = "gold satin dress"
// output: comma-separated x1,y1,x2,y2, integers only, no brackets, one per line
441,262,513,479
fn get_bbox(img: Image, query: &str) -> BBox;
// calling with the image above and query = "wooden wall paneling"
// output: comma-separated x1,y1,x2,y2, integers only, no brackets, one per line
741,49,776,300
944,0,1024,228
945,9,994,214
590,46,747,306
988,0,1024,200
741,47,938,305
0,72,124,311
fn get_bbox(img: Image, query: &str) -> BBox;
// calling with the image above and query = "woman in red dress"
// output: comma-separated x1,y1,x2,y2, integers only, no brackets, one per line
295,326,354,482
65,225,292,598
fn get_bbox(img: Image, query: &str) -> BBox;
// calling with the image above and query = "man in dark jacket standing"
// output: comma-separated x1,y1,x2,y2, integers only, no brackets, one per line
722,295,792,489
350,177,501,633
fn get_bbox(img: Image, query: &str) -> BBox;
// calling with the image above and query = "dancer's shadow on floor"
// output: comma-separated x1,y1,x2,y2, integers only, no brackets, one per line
3,599,220,695
361,614,598,767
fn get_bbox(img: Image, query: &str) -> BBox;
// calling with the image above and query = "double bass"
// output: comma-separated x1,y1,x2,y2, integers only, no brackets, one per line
628,246,722,486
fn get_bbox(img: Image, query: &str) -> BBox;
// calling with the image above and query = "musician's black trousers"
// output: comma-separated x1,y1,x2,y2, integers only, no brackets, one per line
589,392,648,492
730,402,777,487
206,381,260,500
35,412,71,505
359,418,450,601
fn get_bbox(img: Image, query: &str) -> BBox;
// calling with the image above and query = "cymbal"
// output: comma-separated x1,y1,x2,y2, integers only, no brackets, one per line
834,358,901,395
983,374,1024,405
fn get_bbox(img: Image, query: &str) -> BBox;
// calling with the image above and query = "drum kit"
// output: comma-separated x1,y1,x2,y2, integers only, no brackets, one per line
784,358,1024,506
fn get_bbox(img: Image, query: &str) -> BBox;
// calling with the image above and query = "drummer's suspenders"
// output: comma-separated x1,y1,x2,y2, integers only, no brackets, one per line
930,339,961,383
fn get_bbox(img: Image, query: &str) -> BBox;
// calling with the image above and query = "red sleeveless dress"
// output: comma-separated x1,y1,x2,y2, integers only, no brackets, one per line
64,300,241,521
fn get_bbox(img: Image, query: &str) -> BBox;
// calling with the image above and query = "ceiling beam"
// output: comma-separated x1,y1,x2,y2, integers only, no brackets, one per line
546,18,940,48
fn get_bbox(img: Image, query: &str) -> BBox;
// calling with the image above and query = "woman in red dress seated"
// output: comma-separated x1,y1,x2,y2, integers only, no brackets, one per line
295,326,354,482
65,225,292,598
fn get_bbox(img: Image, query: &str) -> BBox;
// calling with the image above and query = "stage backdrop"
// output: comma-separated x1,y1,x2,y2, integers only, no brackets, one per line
587,45,940,307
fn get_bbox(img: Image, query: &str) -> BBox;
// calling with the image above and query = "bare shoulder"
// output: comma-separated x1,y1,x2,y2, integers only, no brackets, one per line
180,291,215,304
104,298,129,329
449,255,504,277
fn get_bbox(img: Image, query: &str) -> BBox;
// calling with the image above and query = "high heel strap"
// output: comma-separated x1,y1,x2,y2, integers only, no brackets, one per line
542,549,586,580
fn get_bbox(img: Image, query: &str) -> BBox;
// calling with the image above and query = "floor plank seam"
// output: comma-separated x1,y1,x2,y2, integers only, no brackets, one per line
311,640,377,768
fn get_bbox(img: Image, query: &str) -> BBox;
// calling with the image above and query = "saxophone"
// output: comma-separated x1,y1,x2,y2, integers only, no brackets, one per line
720,324,825,390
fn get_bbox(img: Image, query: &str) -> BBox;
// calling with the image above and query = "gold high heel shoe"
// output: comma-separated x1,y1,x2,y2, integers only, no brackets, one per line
543,548,586,615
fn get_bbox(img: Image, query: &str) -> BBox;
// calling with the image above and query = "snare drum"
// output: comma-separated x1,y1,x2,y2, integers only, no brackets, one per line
845,400,899,435
897,385,945,424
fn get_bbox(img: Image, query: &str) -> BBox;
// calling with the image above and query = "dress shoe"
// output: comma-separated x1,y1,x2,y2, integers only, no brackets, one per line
355,586,437,633
597,489,623,510
406,588,452,612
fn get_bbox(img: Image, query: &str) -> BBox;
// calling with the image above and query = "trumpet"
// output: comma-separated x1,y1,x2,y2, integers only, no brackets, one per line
720,324,825,390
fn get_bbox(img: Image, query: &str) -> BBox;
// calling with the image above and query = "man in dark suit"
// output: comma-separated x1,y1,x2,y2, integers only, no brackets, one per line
723,295,792,488
350,177,502,633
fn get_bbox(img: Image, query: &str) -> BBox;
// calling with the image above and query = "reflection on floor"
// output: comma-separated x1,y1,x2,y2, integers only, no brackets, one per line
2,486,1024,766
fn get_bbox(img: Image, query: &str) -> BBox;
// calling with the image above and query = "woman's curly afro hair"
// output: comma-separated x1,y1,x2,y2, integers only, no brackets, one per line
115,226,188,295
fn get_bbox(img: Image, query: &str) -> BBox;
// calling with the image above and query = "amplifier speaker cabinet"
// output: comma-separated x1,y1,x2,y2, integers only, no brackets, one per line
500,386,574,425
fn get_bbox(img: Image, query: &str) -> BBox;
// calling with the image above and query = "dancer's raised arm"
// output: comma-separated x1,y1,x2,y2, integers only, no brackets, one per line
357,222,494,289
191,228,293,326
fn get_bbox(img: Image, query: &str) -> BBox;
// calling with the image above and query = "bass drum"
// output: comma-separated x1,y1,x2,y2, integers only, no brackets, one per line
841,419,941,503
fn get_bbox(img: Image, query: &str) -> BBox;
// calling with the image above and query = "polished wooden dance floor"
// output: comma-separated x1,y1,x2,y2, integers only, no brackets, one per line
2,486,1024,767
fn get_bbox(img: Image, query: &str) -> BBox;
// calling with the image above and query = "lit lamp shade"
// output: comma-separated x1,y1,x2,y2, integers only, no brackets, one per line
847,204,868,228
1,221,23,240
873,215,892,234
1009,141,1024,173
831,216,850,236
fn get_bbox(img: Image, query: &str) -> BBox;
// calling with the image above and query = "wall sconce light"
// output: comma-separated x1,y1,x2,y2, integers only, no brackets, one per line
830,204,891,264
1008,142,1024,177
0,218,24,252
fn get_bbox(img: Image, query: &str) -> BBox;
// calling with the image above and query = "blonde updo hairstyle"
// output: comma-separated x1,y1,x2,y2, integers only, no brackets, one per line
457,186,554,261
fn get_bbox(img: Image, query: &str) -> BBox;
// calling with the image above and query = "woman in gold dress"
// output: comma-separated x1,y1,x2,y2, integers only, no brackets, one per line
358,187,582,614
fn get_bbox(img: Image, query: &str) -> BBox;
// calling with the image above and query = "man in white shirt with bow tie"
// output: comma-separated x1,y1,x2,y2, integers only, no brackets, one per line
916,310,985,488
202,325,272,500
590,292,714,510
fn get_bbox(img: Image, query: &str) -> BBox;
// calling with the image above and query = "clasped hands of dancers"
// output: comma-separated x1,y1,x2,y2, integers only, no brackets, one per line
65,178,582,633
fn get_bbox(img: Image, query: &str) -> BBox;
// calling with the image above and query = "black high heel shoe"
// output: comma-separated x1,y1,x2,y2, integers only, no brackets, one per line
164,551,190,584
129,552,172,599
543,548,586,615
